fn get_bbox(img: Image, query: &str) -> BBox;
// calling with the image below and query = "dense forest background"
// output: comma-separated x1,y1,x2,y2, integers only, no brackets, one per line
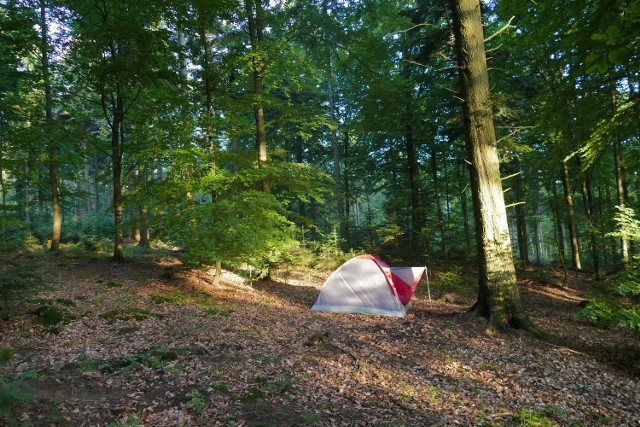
1,0,638,273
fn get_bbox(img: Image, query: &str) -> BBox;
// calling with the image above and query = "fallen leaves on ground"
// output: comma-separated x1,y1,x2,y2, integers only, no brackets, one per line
1,252,639,426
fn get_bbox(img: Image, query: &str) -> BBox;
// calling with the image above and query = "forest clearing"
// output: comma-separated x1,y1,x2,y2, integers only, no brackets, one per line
1,246,639,426
2,0,640,425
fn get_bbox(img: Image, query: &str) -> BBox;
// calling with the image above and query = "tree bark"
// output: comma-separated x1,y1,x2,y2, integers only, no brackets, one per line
450,0,533,333
343,132,351,247
579,164,600,276
611,91,629,265
39,1,62,253
326,58,347,247
245,0,269,193
561,161,581,270
430,143,446,254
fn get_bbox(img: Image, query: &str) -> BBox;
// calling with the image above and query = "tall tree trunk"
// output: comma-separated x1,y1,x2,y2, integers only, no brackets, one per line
406,125,422,253
450,0,533,333
513,163,528,267
110,82,125,262
579,166,600,276
137,166,150,248
430,144,446,254
295,134,306,219
561,161,581,270
612,93,629,265
326,59,347,247
245,0,269,193
531,176,542,263
94,155,101,211
39,2,62,253
343,132,351,247
549,180,568,283
459,162,472,253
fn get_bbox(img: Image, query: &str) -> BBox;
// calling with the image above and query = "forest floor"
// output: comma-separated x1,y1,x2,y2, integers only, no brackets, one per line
1,246,639,427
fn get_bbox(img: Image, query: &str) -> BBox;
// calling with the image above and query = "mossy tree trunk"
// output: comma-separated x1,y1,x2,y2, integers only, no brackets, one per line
449,0,534,333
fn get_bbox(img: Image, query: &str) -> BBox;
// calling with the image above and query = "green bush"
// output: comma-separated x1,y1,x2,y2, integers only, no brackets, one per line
0,267,42,320
578,206,640,339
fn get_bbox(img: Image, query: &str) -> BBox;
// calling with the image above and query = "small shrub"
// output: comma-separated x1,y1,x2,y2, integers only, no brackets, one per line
0,348,14,365
0,267,42,319
0,372,36,417
185,390,206,414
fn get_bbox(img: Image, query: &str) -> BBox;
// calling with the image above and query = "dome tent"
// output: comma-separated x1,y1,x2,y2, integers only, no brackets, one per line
310,255,426,318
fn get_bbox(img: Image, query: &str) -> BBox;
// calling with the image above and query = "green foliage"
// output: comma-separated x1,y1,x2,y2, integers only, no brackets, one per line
98,348,181,374
0,348,14,365
150,287,232,316
307,229,356,271
0,267,42,320
99,308,152,323
185,389,206,414
107,414,143,427
578,207,640,339
513,408,558,427
434,267,466,292
0,371,36,417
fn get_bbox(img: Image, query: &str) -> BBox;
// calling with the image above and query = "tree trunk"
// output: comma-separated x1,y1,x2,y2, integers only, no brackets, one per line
430,144,446,254
343,132,351,247
531,176,542,263
110,78,125,262
326,59,347,247
579,165,600,276
40,2,62,253
112,116,124,262
612,92,629,265
459,162,472,253
245,0,269,193
40,0,62,252
406,124,422,253
561,161,581,270
450,0,533,333
94,155,101,211
513,162,528,267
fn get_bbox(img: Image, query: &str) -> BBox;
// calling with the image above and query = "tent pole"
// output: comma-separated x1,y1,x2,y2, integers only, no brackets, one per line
425,266,432,308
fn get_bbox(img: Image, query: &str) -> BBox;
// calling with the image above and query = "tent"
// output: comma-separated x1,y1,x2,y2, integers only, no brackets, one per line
310,254,427,317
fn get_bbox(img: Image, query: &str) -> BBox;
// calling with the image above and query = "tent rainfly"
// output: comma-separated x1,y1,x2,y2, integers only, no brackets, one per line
310,254,426,317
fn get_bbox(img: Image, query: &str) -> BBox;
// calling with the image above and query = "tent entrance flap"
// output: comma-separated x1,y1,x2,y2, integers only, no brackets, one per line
310,255,425,318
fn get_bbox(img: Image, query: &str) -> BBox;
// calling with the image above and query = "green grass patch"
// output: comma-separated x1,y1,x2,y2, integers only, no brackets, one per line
150,287,233,317
29,303,75,334
0,348,14,365
0,370,37,417
98,348,181,374
99,307,152,323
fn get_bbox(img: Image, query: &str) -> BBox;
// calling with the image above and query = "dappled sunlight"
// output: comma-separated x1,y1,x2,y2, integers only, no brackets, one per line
2,252,639,426
523,282,584,303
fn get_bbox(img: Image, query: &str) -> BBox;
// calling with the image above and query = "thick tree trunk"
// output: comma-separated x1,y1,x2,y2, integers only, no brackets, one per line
40,2,62,253
450,0,533,333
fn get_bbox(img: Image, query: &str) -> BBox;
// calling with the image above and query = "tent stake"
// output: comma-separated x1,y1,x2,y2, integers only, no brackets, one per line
425,266,432,307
